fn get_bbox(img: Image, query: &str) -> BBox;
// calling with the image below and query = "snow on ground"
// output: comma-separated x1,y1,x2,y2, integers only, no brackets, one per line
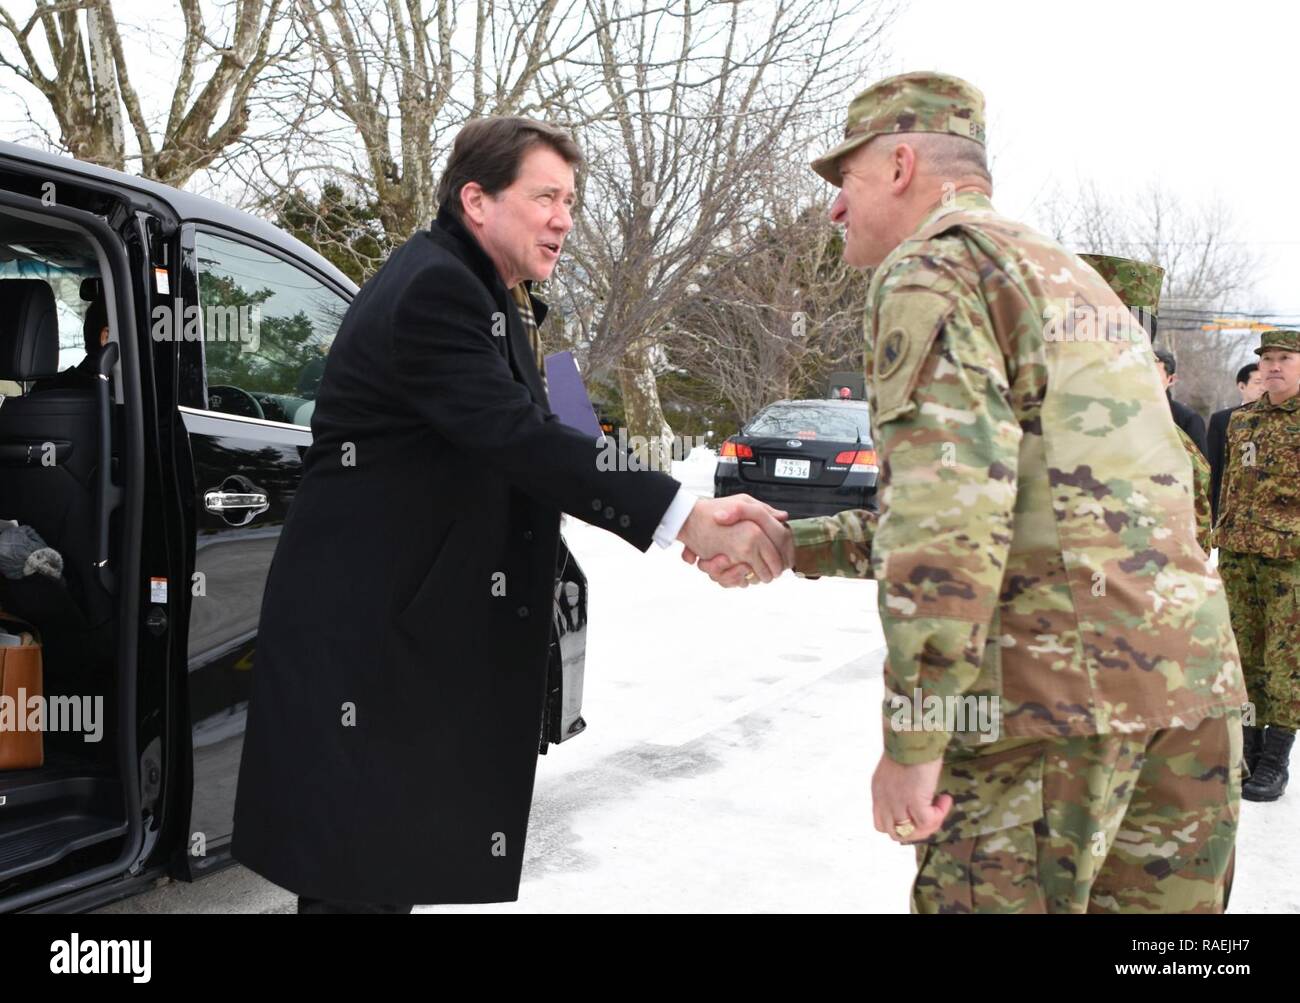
416,446,910,911
101,447,1297,913
423,449,1289,914
422,448,1295,914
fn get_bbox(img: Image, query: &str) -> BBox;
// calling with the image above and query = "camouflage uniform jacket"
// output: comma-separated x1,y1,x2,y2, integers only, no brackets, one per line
1213,392,1300,558
791,191,1245,762
1176,425,1213,555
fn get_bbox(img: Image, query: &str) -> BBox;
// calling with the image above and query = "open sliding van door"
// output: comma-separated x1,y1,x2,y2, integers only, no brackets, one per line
0,171,149,912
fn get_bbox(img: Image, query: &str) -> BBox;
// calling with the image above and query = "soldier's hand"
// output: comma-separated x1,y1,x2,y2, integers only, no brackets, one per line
871,753,952,844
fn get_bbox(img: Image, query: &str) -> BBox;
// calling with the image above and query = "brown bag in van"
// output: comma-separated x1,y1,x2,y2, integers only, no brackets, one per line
0,612,43,770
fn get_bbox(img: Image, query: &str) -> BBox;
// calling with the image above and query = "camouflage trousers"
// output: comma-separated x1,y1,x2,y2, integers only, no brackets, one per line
910,710,1241,914
1218,550,1300,730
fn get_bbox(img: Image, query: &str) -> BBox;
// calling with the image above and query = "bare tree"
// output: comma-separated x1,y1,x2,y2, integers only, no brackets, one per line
0,0,296,187
550,0,891,467
662,162,863,427
1041,180,1263,414
267,0,608,243
263,0,892,469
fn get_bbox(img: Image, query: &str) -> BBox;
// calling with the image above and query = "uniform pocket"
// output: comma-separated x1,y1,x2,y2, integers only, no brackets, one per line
939,741,1045,838
911,742,1047,914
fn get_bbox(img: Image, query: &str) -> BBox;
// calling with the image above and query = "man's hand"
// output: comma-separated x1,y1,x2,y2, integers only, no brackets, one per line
681,500,795,587
677,495,790,583
870,753,952,844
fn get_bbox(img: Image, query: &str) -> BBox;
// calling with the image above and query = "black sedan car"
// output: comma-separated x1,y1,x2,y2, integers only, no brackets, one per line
713,398,877,518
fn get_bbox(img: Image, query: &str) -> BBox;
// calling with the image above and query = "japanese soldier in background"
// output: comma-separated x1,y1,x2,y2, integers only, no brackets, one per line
1214,328,1300,801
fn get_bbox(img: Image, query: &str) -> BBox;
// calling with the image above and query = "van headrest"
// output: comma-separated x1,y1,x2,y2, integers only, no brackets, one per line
0,279,59,380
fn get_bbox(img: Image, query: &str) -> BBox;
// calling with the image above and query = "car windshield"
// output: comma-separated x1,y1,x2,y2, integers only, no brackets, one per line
745,402,870,442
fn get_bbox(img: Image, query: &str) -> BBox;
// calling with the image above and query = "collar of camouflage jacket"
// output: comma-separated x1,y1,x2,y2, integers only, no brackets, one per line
912,188,996,240
867,189,996,297
1256,391,1300,411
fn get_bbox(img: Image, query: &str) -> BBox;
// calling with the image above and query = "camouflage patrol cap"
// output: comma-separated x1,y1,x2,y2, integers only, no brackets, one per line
811,71,986,186
1079,253,1164,312
1255,329,1300,354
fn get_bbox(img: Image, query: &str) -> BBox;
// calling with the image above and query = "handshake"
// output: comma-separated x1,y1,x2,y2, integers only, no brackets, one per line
676,494,794,587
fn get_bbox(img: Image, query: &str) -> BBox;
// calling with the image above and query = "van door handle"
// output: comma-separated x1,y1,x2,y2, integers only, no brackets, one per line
204,490,268,514
204,474,270,526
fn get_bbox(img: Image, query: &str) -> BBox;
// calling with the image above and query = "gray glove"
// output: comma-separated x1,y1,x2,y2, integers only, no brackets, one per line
0,522,63,581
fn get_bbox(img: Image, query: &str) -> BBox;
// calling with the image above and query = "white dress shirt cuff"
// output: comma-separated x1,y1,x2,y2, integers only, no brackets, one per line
652,486,697,548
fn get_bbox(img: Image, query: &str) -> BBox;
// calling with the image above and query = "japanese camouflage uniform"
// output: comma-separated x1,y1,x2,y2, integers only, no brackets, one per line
1177,427,1213,554
794,72,1245,913
1078,254,1213,554
1214,328,1300,733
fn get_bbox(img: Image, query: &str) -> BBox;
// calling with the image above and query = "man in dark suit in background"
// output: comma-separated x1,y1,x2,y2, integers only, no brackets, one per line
232,117,790,913
1208,362,1265,522
1153,348,1208,457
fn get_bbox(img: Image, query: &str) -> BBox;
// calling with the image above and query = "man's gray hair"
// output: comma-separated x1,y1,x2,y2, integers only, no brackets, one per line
885,132,991,185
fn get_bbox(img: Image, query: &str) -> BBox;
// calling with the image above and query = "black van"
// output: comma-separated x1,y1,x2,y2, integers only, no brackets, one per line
0,142,587,913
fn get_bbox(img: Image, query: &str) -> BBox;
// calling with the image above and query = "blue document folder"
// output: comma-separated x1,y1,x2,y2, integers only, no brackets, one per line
544,350,603,439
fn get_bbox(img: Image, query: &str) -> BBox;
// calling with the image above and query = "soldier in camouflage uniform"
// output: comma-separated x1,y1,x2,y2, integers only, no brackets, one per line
1214,328,1300,801
696,71,1245,912
1079,254,1213,554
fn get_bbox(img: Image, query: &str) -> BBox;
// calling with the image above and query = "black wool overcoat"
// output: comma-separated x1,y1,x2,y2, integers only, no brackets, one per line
231,207,678,904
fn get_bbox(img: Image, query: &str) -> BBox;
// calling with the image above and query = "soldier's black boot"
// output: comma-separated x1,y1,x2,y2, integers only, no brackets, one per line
1243,727,1295,802
1242,725,1265,779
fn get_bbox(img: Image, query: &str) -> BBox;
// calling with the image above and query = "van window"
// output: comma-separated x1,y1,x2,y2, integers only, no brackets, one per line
0,217,105,392
195,231,345,425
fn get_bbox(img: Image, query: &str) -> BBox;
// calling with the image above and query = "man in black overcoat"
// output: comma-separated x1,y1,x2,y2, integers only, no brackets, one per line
231,118,789,912
1153,348,1208,457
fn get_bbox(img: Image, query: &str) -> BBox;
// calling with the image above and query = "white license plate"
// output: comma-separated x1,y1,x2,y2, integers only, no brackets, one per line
774,458,810,479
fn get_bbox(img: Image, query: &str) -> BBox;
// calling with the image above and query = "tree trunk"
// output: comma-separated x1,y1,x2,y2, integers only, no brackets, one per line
617,340,674,475
62,7,125,171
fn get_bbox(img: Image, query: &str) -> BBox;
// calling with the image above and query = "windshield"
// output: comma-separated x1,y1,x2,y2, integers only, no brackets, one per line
745,402,871,442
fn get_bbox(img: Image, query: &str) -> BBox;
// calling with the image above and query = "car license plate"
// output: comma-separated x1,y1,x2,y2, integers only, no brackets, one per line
774,458,810,479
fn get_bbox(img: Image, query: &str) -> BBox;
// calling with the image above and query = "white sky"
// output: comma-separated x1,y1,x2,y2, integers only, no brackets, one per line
865,0,1299,318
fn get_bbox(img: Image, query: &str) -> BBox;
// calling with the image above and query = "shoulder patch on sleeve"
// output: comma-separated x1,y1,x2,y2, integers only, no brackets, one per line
877,328,909,381
871,287,953,424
